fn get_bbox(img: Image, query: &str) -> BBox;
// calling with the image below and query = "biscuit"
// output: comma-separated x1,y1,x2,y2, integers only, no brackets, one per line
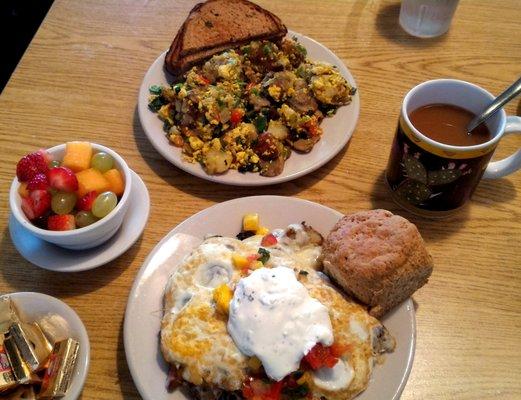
323,209,433,318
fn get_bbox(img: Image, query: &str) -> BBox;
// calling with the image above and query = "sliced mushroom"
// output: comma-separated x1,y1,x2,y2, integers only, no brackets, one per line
371,325,396,354
290,137,318,153
259,156,285,177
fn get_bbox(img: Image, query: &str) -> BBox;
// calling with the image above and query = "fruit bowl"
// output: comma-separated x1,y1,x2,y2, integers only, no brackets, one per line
9,143,132,250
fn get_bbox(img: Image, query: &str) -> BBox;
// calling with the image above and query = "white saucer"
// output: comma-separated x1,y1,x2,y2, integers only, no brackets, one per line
4,292,90,400
9,170,150,272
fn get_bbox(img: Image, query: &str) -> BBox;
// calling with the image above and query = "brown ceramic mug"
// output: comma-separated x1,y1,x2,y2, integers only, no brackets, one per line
386,79,521,218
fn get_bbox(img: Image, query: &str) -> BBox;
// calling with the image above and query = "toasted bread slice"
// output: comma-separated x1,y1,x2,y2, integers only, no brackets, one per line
165,0,287,76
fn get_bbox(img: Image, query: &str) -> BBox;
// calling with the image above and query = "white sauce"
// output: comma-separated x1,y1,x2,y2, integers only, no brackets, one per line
350,317,369,341
312,359,354,391
227,267,333,381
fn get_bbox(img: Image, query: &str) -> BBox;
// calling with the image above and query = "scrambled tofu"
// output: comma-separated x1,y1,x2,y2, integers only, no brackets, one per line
149,38,356,176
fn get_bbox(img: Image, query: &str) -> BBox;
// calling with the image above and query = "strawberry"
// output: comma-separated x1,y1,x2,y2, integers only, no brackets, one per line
21,197,36,220
77,191,97,211
47,214,76,231
16,151,49,182
261,233,278,247
30,190,51,218
27,173,50,191
48,167,78,192
20,190,51,220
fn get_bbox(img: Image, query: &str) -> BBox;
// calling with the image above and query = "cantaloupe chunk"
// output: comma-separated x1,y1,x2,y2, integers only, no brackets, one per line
103,169,125,196
18,182,29,198
76,168,110,197
62,142,93,172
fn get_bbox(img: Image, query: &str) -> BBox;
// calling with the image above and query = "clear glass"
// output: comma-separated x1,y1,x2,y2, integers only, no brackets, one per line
399,0,460,38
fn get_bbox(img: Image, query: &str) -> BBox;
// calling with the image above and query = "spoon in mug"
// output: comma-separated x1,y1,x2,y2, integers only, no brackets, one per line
467,76,521,134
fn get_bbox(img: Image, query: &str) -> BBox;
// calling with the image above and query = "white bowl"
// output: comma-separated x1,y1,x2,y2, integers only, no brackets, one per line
9,143,132,250
6,292,90,400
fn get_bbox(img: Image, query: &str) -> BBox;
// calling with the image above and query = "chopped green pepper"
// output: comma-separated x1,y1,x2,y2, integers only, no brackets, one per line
254,114,267,133
258,248,270,264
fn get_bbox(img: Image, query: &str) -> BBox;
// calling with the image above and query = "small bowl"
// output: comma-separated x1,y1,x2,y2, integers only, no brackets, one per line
9,143,132,250
6,292,90,400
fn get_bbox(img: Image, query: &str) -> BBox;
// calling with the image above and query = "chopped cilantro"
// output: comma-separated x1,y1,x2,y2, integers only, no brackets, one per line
241,45,251,54
262,44,272,55
258,248,270,264
173,83,183,93
149,85,162,95
251,88,259,96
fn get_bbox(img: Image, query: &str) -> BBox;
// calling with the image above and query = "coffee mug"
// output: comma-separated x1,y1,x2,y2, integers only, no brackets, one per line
386,79,521,217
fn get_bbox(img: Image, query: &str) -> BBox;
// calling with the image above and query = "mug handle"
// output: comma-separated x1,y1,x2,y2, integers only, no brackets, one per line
483,115,521,179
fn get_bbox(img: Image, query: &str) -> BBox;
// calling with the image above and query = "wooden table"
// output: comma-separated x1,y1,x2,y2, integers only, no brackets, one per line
1,0,520,399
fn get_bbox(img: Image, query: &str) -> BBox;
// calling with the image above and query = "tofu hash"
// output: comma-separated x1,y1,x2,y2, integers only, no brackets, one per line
148,38,356,177
160,214,395,400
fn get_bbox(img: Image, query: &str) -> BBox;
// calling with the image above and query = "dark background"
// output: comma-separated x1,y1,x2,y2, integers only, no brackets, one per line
1,0,54,92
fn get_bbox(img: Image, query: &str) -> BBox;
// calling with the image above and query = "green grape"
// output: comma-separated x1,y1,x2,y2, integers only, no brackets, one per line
92,191,117,218
48,160,60,168
91,152,114,172
75,211,98,228
51,192,77,215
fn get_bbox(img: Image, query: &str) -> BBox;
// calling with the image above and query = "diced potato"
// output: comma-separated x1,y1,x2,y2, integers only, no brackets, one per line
243,213,259,232
267,120,289,141
103,169,125,196
232,253,249,269
203,149,232,175
76,168,110,197
256,226,270,235
213,284,233,314
62,142,92,172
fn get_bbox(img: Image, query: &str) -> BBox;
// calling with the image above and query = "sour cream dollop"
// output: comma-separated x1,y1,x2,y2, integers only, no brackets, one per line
227,267,333,381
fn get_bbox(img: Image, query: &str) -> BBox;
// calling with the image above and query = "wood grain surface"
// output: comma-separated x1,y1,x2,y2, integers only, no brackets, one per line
1,0,520,399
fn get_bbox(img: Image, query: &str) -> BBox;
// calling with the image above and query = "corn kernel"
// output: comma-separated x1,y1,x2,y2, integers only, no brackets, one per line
243,213,259,232
250,261,263,270
232,253,249,269
256,226,270,235
213,284,233,314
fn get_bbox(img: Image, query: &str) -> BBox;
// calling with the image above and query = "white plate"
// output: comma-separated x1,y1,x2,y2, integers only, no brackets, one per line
4,292,90,400
138,32,360,186
124,196,415,400
8,170,150,272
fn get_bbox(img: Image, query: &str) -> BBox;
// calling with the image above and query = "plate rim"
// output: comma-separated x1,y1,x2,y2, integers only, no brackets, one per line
124,195,416,400
137,31,360,186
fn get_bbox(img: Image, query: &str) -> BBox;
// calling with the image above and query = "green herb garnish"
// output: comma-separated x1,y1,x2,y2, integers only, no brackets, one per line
148,96,166,112
258,248,270,264
254,114,267,133
149,85,162,95
172,83,183,93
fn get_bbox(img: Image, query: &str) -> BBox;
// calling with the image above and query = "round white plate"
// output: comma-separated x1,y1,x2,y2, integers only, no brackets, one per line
5,292,90,400
138,32,360,186
124,196,415,400
8,170,150,272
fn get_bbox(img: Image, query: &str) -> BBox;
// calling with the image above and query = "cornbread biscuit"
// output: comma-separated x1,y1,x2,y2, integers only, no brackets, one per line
323,209,433,318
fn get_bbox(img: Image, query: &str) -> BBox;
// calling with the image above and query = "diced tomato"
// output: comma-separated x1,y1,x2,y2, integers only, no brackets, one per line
261,233,278,247
304,343,338,370
242,377,282,400
302,117,321,137
230,108,244,125
199,75,210,85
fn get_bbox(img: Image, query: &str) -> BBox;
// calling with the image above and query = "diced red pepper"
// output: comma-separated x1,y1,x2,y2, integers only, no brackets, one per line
330,341,352,358
230,108,244,126
261,233,278,247
242,377,282,400
303,343,338,370
199,75,211,85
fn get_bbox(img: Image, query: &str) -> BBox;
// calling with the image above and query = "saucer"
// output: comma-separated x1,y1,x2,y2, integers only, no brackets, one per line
9,170,150,272
5,292,90,400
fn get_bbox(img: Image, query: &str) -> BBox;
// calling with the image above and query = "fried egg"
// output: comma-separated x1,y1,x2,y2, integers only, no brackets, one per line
160,224,395,399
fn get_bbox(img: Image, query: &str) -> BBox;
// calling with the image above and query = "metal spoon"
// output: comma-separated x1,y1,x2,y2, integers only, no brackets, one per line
467,76,521,134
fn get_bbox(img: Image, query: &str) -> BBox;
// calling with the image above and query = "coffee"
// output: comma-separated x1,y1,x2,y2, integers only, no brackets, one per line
409,103,492,146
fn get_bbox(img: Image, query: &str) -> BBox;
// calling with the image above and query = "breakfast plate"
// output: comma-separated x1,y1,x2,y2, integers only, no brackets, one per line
124,196,415,400
138,32,360,186
8,170,150,272
5,292,90,400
